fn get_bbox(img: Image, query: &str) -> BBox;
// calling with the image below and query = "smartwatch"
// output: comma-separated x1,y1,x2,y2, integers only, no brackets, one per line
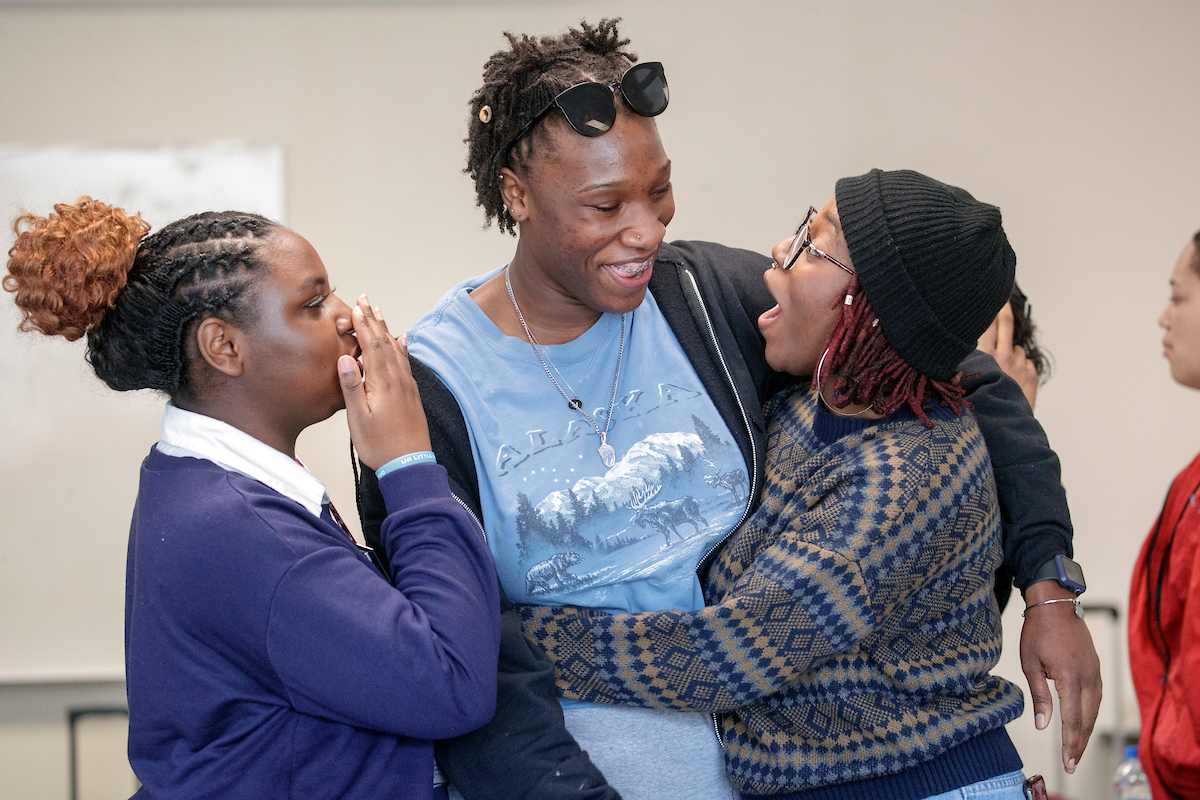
1030,554,1087,595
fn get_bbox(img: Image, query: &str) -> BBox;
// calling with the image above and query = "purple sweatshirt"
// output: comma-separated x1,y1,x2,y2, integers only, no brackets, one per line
125,450,499,799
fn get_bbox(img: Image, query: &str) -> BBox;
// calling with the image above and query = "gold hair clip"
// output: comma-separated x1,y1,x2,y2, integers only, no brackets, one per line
479,105,492,124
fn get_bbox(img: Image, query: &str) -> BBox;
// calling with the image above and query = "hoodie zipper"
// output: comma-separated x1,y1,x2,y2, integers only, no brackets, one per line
681,268,760,569
681,268,760,749
452,493,487,544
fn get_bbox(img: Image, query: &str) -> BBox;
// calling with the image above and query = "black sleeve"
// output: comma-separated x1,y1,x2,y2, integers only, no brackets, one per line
662,239,798,404
361,356,486,554
679,239,776,322
358,455,388,560
960,350,1073,590
356,357,621,800
437,604,619,800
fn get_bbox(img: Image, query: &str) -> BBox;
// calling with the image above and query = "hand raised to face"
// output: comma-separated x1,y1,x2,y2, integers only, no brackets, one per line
977,302,1039,411
337,296,432,470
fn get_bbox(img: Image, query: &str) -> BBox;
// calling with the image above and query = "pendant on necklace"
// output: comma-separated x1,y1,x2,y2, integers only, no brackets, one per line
597,434,616,468
568,398,583,411
598,443,616,468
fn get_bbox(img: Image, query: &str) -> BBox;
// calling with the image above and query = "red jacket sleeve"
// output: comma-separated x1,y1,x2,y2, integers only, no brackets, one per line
1130,454,1200,799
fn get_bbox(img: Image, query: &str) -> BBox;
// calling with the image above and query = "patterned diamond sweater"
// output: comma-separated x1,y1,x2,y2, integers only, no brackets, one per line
519,386,1024,799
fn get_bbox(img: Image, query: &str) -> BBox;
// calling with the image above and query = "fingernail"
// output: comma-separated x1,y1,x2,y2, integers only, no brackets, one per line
1035,713,1046,729
1067,758,1076,773
354,306,364,317
337,356,353,375
374,306,383,318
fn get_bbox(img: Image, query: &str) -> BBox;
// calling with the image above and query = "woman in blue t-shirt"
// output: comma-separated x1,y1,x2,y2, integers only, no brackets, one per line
359,19,1098,800
4,197,499,799
519,169,1033,800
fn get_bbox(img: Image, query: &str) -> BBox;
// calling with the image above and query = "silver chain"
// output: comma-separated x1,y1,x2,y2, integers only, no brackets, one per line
523,307,612,404
505,266,626,467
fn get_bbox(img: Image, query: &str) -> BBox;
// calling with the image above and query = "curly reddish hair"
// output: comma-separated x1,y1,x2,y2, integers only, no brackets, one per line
816,275,970,428
5,197,276,398
5,197,149,341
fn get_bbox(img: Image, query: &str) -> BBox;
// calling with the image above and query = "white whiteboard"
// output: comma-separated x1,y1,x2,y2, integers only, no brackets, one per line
0,144,284,682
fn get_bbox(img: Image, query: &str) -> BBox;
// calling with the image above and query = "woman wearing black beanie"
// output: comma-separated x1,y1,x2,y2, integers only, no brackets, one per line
520,170,1051,800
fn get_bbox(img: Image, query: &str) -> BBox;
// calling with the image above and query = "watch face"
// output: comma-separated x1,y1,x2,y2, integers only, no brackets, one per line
1056,555,1086,591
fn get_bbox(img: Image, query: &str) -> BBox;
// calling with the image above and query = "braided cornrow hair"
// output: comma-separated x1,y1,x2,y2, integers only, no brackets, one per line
5,197,276,402
817,276,970,428
465,18,638,234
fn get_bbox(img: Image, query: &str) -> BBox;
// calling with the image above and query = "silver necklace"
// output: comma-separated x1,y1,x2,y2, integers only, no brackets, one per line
527,310,613,406
505,266,625,468
505,267,613,409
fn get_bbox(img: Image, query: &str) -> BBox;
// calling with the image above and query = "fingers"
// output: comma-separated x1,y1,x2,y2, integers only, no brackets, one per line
352,294,396,348
340,295,432,470
977,315,1000,353
1020,599,1103,774
1020,609,1056,732
1076,678,1102,764
390,328,415,381
352,295,405,383
338,354,364,399
994,301,1015,351
1056,678,1084,773
1017,638,1056,738
1022,661,1054,733
338,354,367,434
1058,662,1102,774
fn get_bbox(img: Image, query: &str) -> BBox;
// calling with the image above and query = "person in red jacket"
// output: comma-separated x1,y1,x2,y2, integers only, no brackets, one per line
1130,227,1200,800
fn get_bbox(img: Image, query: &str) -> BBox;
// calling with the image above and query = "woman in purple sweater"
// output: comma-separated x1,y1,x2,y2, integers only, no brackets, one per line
3,197,500,799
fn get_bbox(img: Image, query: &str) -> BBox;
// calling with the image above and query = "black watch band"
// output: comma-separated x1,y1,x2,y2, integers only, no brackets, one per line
1030,554,1087,595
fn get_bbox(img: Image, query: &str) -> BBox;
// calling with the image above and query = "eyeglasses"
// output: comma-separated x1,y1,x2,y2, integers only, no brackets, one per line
505,62,669,159
778,206,853,275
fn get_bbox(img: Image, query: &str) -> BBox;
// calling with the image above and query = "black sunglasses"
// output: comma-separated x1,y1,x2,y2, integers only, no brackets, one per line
505,62,669,159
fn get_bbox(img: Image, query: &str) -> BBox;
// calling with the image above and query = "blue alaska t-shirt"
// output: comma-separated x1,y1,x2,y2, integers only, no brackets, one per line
408,268,750,618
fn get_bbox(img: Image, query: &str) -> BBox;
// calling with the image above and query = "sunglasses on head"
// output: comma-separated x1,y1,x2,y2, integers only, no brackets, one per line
504,61,669,160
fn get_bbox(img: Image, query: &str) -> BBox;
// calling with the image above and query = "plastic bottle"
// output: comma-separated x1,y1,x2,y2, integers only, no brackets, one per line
1113,744,1153,799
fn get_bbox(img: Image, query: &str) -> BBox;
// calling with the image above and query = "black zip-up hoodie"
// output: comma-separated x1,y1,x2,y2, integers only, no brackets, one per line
358,240,1073,800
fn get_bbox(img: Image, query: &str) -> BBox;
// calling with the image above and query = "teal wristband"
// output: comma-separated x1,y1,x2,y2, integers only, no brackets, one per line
375,451,437,479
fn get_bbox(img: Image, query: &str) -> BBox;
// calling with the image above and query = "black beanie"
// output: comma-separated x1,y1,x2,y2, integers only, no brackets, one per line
834,169,1016,381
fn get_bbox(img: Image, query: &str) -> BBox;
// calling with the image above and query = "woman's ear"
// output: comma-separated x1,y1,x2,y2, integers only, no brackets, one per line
195,317,244,378
499,167,529,223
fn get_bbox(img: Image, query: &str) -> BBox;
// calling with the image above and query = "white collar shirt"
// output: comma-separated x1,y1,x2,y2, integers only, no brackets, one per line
156,404,328,519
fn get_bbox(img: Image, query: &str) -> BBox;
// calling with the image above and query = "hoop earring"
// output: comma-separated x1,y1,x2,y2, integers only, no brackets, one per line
816,348,872,418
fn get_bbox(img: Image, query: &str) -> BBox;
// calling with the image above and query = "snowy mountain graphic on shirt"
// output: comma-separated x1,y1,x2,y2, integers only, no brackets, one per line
513,418,748,604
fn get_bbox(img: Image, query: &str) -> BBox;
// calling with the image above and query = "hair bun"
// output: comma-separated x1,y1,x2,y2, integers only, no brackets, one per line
4,196,150,341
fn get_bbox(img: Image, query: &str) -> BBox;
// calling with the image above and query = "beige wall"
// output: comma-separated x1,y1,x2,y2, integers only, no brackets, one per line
1,0,1198,796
